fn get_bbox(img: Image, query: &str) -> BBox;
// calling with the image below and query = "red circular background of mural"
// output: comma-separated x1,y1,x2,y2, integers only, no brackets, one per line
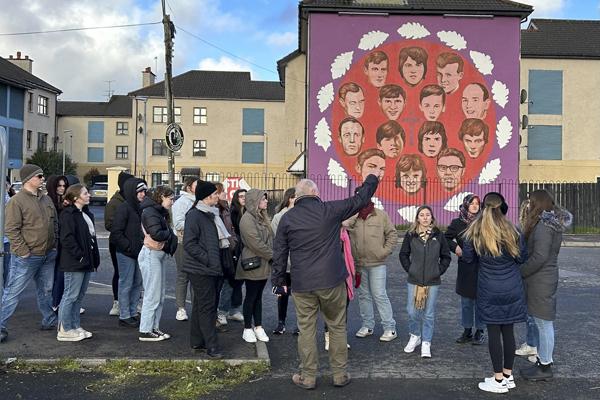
332,39,496,205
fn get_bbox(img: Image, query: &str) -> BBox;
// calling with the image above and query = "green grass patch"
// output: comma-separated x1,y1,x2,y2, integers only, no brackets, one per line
570,226,600,234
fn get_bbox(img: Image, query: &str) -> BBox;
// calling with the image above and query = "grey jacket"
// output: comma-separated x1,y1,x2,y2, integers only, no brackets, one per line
399,227,451,286
521,209,572,321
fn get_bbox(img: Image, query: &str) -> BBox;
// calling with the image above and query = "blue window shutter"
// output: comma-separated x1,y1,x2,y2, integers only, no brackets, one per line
242,142,264,164
527,125,562,160
8,127,23,161
528,70,562,115
9,88,24,120
87,147,104,162
0,84,6,117
88,121,104,143
242,108,264,135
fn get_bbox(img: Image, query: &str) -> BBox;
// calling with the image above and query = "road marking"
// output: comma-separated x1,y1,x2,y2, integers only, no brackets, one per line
89,280,191,304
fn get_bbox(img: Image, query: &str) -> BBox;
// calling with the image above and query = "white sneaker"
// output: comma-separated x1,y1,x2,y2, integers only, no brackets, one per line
421,341,431,358
227,311,244,322
76,327,93,339
253,326,270,342
515,343,537,356
109,300,119,316
489,375,515,389
57,328,85,342
478,377,509,393
242,328,257,343
355,327,373,338
176,308,188,321
527,355,538,363
404,334,421,353
325,331,330,351
217,313,228,326
79,308,85,315
380,330,397,342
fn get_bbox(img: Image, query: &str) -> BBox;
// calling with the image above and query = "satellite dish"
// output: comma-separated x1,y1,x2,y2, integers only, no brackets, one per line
520,89,528,104
521,115,528,129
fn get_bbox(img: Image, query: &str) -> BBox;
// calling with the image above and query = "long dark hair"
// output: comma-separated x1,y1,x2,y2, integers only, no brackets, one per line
523,190,555,240
276,188,295,213
46,175,69,212
231,189,247,213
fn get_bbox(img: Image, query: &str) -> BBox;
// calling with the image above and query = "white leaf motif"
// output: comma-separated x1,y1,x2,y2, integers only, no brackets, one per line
492,80,509,108
372,196,384,210
317,83,334,113
478,158,502,184
327,158,348,188
330,51,353,80
314,118,332,151
444,192,474,212
470,50,494,75
496,116,513,149
358,31,389,50
436,31,467,50
397,22,430,39
397,206,419,223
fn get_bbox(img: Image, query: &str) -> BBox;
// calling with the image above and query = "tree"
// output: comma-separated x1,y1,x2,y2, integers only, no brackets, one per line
26,149,77,177
83,168,100,187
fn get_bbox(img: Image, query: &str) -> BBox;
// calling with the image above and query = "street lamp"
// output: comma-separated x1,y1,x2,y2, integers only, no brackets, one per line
62,129,72,175
135,96,148,180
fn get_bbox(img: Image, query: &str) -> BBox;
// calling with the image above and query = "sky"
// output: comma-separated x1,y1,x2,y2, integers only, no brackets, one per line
0,0,598,101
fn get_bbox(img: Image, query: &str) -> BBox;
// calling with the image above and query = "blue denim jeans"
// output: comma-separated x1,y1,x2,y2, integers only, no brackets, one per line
525,314,539,348
406,283,439,343
2,242,10,289
138,247,167,333
218,280,242,315
460,296,485,330
0,250,57,331
116,252,142,320
533,317,554,364
58,271,90,331
357,265,396,331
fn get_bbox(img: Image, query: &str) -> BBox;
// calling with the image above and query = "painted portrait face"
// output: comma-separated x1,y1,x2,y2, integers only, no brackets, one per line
378,95,405,120
377,136,403,159
461,84,490,119
399,168,423,194
436,155,465,191
421,132,444,158
462,131,486,158
401,56,425,86
339,89,365,119
339,121,364,156
364,60,388,88
357,155,386,181
437,63,463,94
419,94,445,121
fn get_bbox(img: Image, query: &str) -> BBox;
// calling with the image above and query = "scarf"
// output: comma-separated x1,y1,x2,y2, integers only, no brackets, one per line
459,194,480,224
414,285,429,310
340,228,356,301
196,202,231,249
358,201,375,220
417,225,432,242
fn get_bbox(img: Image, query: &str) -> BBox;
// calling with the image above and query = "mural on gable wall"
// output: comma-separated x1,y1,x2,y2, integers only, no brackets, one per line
306,14,521,225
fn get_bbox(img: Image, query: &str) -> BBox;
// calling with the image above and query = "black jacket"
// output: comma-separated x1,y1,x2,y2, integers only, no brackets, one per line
399,227,451,286
271,174,379,292
58,205,100,272
109,178,145,259
183,208,222,277
140,197,178,256
445,218,479,298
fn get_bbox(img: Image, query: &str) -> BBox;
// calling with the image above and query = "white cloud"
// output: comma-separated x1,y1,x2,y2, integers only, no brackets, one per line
198,56,253,76
519,0,565,17
266,31,296,47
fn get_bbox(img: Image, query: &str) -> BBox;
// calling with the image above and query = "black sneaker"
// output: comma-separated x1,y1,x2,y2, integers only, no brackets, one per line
272,322,286,335
153,329,171,339
456,329,473,344
0,329,7,343
119,317,139,328
139,331,165,342
472,329,485,345
207,347,223,359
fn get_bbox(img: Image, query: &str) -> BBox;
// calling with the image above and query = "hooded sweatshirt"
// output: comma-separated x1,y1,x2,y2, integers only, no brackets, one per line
109,178,145,258
105,172,133,232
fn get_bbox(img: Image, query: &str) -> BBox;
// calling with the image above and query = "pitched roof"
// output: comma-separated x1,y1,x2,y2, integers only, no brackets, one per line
57,95,132,117
521,19,600,59
128,70,284,101
0,56,61,94
277,49,303,84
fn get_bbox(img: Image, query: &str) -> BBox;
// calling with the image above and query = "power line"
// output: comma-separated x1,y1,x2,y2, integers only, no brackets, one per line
0,21,162,36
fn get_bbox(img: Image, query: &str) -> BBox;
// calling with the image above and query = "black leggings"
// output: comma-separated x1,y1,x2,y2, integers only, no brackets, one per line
487,323,516,373
243,279,267,329
277,273,292,323
109,242,119,300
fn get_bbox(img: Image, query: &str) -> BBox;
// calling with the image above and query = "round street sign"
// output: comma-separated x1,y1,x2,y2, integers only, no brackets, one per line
165,123,184,151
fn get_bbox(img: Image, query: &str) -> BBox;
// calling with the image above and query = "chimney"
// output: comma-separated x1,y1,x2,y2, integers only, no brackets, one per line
142,67,156,87
6,51,33,73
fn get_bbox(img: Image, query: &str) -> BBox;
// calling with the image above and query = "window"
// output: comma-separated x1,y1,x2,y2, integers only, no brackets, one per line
528,70,563,115
26,130,32,150
242,142,264,164
152,139,169,156
205,172,220,182
527,125,562,160
116,121,128,135
175,107,181,123
37,95,48,115
87,147,104,162
37,132,48,151
193,140,207,157
193,107,207,124
116,146,129,159
242,108,265,135
152,106,181,123
151,172,181,187
88,121,104,143
27,92,33,112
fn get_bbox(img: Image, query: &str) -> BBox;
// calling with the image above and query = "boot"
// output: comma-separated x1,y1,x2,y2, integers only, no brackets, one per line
521,360,554,381
455,328,473,344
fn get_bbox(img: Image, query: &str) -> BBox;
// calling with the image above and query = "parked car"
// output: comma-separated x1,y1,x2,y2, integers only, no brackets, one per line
89,182,108,205
10,181,22,194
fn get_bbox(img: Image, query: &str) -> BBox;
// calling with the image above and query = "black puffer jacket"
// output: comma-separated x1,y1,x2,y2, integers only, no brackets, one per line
445,218,479,298
59,205,100,272
140,197,177,256
399,227,451,286
109,178,145,259
183,208,222,277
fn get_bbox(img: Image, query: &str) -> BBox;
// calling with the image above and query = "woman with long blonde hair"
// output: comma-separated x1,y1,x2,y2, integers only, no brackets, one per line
462,192,527,394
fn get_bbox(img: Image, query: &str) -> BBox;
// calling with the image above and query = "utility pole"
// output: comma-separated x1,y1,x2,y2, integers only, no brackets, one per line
162,0,176,188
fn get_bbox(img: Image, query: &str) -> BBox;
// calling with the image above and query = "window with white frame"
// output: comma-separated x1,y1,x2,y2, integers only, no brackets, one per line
37,95,48,115
193,139,207,156
205,172,220,182
152,106,181,123
116,121,128,135
152,139,169,155
193,107,207,124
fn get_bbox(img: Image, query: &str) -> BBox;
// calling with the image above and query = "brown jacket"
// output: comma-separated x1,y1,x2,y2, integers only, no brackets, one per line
5,188,58,257
345,208,397,267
